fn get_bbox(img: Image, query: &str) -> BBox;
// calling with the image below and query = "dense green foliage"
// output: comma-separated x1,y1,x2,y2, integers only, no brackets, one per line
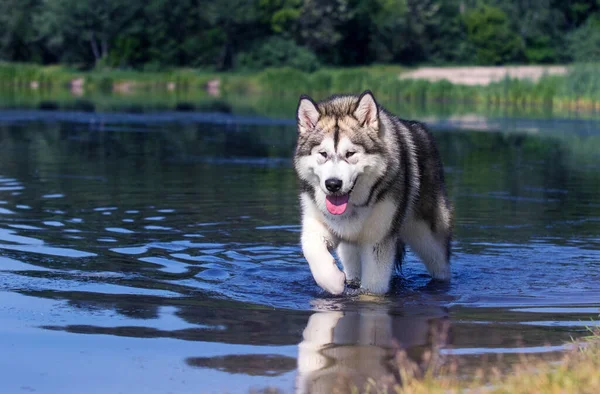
2,0,600,70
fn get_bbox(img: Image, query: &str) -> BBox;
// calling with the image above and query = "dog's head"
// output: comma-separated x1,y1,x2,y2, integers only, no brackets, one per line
293,91,387,216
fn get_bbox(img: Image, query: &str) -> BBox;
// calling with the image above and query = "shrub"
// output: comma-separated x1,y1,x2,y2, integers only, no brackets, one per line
567,17,600,63
463,5,525,65
236,36,320,72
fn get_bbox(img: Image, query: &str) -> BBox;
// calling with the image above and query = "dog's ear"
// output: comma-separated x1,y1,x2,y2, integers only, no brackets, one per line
297,95,320,133
354,90,378,129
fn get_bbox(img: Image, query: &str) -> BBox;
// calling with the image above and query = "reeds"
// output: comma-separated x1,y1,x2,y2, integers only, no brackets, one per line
2,63,600,112
252,65,600,111
389,328,600,394
0,62,217,92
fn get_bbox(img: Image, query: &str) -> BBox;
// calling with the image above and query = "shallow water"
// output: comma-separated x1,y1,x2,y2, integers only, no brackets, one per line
0,108,599,394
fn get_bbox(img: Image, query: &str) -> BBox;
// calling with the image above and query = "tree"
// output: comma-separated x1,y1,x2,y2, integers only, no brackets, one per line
37,0,141,67
553,0,600,30
356,0,409,64
340,0,469,65
463,4,525,65
0,0,46,62
140,0,217,69
202,0,263,70
489,0,567,63
236,36,319,71
298,0,355,65
568,16,600,62
259,0,303,35
4,0,600,69
401,0,471,64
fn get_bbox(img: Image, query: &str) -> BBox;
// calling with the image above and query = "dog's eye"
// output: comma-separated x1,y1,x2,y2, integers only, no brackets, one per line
319,151,328,159
346,151,356,159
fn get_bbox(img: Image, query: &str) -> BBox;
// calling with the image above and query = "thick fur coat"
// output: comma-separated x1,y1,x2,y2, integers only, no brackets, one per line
294,91,453,295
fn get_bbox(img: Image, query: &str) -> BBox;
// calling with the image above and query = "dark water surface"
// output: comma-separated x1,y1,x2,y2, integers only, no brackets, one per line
0,109,599,394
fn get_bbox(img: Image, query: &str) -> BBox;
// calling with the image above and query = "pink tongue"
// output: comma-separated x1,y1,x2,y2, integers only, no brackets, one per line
326,194,349,215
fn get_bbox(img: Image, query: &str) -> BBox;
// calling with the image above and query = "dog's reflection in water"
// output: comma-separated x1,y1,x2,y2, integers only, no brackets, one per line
296,300,449,393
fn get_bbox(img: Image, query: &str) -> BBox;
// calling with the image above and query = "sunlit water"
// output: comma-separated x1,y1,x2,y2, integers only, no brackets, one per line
0,108,599,394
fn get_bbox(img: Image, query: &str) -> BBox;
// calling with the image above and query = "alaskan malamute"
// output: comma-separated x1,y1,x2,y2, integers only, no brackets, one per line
294,91,453,295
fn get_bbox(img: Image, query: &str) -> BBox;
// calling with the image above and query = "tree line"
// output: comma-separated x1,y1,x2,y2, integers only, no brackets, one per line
1,0,600,71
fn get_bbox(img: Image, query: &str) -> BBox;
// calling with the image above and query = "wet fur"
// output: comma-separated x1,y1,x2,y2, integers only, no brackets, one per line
294,91,453,295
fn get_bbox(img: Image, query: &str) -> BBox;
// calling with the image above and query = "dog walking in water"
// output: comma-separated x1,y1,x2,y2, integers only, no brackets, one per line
293,91,453,295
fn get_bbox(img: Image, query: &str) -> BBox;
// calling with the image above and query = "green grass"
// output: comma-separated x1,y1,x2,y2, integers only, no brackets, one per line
0,62,218,92
237,64,600,111
3,62,600,112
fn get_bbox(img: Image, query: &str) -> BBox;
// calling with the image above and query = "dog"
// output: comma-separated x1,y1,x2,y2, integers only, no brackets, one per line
293,90,453,295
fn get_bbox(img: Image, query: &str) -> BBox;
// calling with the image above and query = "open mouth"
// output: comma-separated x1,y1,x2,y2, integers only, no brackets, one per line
325,193,350,215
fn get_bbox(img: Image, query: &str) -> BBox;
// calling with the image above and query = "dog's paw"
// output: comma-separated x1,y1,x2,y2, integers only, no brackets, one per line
345,279,361,289
359,281,390,295
314,266,346,295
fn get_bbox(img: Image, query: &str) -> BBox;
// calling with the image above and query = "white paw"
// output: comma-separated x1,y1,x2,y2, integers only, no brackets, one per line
313,264,346,295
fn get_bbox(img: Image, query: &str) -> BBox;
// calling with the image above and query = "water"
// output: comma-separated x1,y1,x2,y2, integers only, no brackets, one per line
0,107,599,394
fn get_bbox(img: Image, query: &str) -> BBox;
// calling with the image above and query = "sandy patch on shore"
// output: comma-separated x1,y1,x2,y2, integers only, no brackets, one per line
400,65,568,85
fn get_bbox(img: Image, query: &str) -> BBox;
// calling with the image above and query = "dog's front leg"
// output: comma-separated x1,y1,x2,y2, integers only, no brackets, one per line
360,236,396,294
301,216,345,295
337,242,361,286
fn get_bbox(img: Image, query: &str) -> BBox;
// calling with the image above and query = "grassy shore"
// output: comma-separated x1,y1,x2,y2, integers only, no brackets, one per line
251,329,600,394
251,329,600,393
0,62,217,92
248,64,600,111
2,62,600,112
354,328,600,394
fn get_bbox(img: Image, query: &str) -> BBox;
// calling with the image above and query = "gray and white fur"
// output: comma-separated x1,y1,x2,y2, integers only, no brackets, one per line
293,90,453,295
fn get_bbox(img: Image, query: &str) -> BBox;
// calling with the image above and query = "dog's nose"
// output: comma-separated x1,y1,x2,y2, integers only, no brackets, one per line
325,178,343,192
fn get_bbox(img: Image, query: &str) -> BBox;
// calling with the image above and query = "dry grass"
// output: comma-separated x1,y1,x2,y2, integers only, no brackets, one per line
252,328,600,394
377,328,600,394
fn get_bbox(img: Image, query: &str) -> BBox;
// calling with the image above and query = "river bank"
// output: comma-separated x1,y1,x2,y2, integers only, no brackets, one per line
2,62,600,112
307,329,600,394
394,329,600,394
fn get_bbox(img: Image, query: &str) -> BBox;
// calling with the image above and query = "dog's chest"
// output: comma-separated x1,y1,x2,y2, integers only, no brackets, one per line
326,198,397,243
